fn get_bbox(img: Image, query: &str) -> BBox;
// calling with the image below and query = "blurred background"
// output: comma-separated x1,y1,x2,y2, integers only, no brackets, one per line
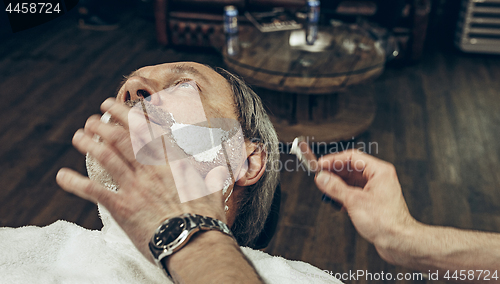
1,1,500,283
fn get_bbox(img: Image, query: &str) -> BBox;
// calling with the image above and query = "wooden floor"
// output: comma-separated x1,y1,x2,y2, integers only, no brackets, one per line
1,10,500,284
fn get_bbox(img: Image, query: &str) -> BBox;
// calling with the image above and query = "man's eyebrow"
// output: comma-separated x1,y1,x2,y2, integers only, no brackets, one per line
168,64,209,83
118,65,209,90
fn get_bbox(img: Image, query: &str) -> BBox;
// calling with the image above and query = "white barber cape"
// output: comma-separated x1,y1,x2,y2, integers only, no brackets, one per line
0,205,343,284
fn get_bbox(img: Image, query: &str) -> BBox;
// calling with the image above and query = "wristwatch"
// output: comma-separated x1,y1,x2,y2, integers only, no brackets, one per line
149,213,234,278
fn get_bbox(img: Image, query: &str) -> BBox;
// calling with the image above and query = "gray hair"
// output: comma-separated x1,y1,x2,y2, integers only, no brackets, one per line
214,67,280,247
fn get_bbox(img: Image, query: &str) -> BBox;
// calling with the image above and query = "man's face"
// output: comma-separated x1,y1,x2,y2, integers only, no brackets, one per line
116,62,237,124
114,62,247,204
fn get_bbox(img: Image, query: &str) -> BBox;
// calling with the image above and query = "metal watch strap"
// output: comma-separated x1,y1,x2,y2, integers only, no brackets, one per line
189,213,233,235
149,213,234,279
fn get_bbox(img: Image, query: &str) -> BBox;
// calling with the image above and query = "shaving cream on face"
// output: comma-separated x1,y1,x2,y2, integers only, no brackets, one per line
171,122,226,163
170,121,245,196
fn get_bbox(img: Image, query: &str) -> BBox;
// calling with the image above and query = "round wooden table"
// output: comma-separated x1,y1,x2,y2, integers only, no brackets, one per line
223,24,385,142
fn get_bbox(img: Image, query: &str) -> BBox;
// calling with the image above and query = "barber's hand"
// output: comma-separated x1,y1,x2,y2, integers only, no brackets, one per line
314,150,418,263
56,98,228,263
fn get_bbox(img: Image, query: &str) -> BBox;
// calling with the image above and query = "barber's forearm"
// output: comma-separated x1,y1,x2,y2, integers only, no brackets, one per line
381,222,500,283
165,231,264,284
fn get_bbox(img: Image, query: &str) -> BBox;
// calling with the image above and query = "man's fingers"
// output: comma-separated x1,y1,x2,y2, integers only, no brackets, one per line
101,98,132,129
318,150,368,174
171,159,211,203
84,115,137,164
318,150,385,184
100,97,116,113
205,166,230,194
72,129,134,185
315,170,356,206
56,168,116,207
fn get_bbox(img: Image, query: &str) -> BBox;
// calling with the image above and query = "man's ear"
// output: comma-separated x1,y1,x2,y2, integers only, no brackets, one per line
235,144,266,187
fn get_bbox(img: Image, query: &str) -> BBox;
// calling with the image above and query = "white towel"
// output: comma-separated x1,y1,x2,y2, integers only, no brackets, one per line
0,220,168,284
0,217,342,284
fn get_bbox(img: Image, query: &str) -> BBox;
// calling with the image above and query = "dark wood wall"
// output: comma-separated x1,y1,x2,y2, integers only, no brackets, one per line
1,8,500,284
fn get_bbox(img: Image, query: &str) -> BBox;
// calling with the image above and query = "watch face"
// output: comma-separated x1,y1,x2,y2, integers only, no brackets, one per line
153,217,186,248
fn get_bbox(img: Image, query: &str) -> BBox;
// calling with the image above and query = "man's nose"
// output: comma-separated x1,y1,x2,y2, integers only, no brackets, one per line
122,77,155,102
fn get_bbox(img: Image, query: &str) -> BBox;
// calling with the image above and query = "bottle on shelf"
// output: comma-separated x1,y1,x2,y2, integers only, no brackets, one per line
224,5,239,56
306,0,320,45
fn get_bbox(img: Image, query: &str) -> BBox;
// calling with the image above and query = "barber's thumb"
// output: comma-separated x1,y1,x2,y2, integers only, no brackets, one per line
315,170,348,203
205,166,230,193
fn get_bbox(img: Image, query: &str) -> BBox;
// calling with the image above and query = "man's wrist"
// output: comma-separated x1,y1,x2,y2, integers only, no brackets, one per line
150,213,233,260
164,230,240,281
375,219,426,267
149,212,262,283
165,230,236,263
